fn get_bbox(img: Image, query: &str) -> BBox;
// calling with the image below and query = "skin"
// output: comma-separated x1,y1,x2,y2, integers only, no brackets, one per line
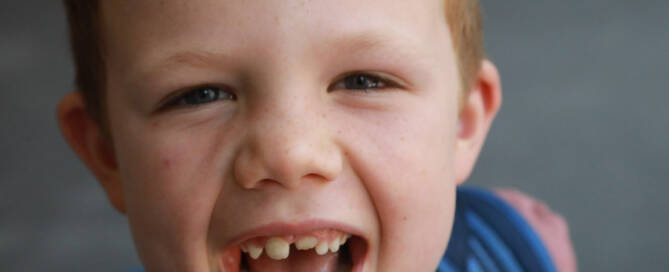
58,0,502,271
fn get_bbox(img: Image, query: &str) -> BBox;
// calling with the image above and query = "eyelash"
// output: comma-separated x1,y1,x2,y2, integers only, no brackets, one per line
163,73,394,109
163,85,236,109
330,72,395,92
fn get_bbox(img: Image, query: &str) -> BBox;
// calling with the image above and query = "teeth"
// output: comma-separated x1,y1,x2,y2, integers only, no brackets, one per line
242,233,353,260
340,234,350,245
248,244,263,260
329,237,340,252
265,237,290,260
295,236,318,250
315,241,329,255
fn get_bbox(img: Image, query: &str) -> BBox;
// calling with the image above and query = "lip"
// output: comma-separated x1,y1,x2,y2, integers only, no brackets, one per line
222,219,369,272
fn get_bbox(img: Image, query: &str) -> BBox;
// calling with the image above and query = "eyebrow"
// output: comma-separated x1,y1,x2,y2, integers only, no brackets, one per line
150,50,235,74
328,31,401,55
134,30,427,84
325,31,428,64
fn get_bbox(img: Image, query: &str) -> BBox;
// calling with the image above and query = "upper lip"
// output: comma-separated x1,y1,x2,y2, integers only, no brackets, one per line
226,219,366,246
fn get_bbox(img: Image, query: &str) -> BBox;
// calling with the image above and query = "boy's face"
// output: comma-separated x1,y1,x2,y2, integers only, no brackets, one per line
92,0,476,271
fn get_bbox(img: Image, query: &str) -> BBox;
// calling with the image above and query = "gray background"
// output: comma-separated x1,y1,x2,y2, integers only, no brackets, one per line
1,0,667,271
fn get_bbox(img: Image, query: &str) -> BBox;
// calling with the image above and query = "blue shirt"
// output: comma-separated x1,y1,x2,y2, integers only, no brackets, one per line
439,186,556,272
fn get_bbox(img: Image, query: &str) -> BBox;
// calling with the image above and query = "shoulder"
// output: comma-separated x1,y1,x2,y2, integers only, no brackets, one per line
493,188,577,272
440,186,577,272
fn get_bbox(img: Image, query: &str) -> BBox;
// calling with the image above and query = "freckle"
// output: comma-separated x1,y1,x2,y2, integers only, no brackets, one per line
321,113,327,118
274,16,279,23
400,137,405,142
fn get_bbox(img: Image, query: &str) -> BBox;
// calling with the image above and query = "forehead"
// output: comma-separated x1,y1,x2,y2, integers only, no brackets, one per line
101,0,452,84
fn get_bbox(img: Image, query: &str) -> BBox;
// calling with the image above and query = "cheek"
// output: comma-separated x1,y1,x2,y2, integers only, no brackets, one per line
112,117,228,254
375,132,455,269
340,101,456,269
387,151,454,269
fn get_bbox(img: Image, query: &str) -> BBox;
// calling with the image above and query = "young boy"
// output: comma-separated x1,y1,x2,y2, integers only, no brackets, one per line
57,0,574,271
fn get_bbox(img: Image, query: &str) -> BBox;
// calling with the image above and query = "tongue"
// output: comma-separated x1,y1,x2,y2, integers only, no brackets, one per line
247,248,339,272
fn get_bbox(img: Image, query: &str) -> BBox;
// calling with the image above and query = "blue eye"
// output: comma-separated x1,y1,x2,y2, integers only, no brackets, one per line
173,86,236,106
344,74,386,91
331,73,391,92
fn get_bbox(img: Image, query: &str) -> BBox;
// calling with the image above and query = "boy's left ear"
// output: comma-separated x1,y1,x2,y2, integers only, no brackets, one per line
454,59,502,185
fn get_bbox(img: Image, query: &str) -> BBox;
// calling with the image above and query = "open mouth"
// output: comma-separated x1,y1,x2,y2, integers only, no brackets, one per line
220,228,368,272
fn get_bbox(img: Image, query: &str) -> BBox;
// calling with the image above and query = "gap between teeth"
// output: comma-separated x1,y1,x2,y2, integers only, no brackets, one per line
243,234,351,260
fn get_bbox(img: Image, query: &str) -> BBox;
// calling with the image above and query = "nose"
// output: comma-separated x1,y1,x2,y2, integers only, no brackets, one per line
233,95,342,190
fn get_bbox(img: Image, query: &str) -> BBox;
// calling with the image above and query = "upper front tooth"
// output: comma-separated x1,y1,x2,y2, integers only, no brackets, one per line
248,245,263,260
265,237,290,260
329,237,341,252
315,241,329,255
296,236,318,250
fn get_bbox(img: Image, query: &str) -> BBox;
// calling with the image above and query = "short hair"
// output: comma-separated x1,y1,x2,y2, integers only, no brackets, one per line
62,0,483,128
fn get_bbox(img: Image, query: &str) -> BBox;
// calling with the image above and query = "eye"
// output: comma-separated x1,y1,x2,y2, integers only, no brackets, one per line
330,73,392,92
167,86,236,108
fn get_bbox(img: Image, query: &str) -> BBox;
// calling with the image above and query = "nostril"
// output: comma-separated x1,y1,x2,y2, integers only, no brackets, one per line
254,178,283,188
303,173,330,182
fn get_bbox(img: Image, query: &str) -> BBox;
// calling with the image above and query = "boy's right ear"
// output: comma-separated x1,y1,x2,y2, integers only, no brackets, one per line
57,92,126,214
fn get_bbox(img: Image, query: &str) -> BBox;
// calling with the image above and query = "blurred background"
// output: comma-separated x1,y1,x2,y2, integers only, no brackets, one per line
1,0,667,271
